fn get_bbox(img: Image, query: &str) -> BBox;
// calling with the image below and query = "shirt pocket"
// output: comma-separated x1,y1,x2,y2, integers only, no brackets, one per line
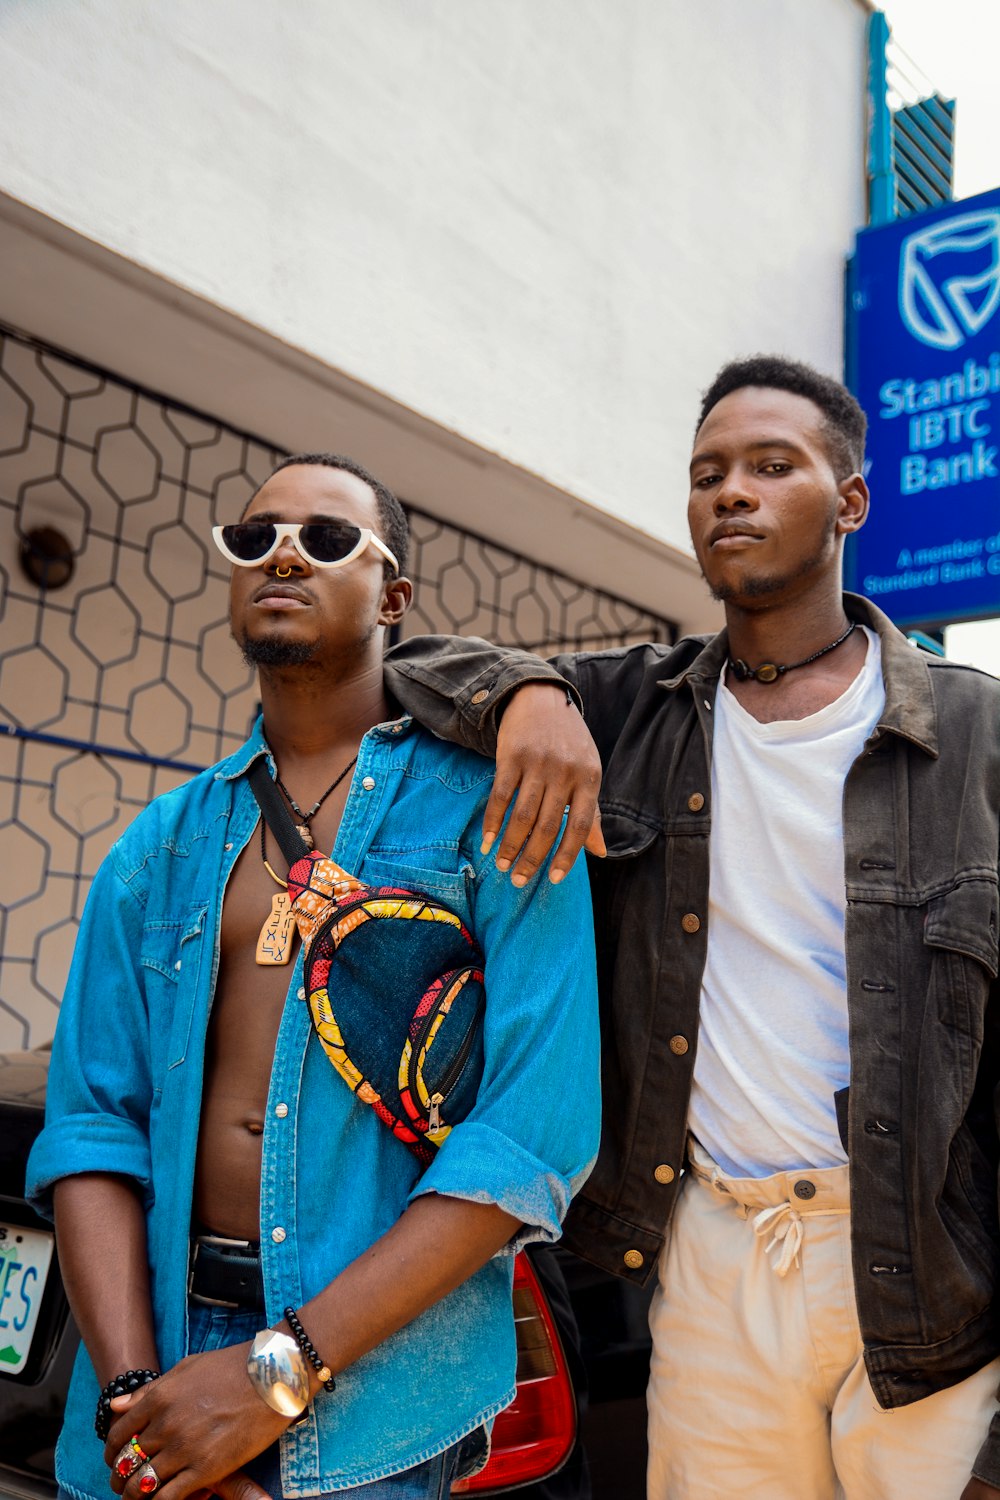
923,879,999,1042
140,905,209,1071
360,854,474,910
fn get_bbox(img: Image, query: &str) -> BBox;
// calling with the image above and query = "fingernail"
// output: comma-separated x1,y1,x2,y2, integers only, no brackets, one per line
511,872,528,888
549,869,565,885
495,857,511,872
481,833,495,854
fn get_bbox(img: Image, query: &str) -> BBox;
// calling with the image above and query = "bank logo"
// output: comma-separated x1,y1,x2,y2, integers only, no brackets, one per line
899,210,1000,351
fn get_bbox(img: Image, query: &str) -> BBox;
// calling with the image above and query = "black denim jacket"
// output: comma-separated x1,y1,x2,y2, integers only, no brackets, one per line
385,595,1000,1478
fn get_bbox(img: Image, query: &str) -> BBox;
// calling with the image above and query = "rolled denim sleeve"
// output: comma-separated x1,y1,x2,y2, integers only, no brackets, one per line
409,840,600,1251
26,849,154,1220
384,635,581,758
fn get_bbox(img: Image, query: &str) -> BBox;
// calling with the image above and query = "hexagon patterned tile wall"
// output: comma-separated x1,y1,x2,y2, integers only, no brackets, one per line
0,327,672,1048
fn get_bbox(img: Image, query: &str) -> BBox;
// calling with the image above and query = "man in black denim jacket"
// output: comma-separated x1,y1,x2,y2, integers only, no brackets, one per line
384,357,1000,1498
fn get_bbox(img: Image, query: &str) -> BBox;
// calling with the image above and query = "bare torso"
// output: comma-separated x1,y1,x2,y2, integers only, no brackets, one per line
194,789,350,1239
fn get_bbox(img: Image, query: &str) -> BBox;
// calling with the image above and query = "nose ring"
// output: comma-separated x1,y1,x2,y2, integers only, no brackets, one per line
275,566,292,578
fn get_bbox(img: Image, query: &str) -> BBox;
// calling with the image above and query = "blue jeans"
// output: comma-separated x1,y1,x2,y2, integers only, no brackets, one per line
187,1302,489,1498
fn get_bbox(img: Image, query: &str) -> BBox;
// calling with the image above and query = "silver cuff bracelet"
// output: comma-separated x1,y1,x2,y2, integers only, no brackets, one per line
246,1328,311,1418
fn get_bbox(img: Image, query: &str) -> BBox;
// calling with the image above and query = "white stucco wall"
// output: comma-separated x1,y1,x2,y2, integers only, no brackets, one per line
1,0,868,562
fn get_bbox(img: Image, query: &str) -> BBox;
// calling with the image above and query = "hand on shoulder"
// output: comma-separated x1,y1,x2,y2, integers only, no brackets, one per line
482,682,605,886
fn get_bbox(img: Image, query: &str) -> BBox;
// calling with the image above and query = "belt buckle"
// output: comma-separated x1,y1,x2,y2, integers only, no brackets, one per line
188,1235,247,1309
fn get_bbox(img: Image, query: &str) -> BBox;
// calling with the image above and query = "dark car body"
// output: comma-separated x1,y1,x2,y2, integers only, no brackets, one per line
0,1049,651,1500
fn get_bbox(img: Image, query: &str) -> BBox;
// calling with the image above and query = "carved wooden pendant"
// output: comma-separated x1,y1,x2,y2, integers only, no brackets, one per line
296,824,314,851
256,891,295,965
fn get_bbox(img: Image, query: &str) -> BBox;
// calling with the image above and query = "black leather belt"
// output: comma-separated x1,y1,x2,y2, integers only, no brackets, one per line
188,1234,265,1311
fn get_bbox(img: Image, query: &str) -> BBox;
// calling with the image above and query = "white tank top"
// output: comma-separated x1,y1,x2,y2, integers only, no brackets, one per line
686,628,885,1177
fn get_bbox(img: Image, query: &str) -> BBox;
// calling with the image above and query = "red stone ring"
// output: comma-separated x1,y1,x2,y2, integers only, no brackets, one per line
114,1435,149,1480
136,1462,160,1495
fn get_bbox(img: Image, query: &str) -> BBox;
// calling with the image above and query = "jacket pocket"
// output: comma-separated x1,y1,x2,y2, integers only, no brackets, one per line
939,1122,1000,1291
141,906,208,1068
924,880,999,1042
359,855,473,906
597,804,661,859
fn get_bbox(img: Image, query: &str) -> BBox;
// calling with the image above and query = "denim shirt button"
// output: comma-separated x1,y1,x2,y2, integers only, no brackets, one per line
271,1226,287,1243
224,842,233,851
794,1180,816,1200
275,1103,289,1118
362,777,376,791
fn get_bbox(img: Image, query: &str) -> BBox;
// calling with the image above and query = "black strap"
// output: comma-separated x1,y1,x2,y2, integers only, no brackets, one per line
247,756,311,867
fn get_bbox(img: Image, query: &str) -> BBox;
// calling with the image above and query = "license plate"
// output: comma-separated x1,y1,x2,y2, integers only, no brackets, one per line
0,1221,54,1375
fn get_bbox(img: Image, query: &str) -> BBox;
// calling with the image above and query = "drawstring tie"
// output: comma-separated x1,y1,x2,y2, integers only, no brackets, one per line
750,1199,851,1276
752,1202,804,1276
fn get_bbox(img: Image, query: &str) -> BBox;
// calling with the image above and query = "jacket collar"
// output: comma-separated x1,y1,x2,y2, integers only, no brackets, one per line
659,592,939,758
214,710,417,783
216,714,270,782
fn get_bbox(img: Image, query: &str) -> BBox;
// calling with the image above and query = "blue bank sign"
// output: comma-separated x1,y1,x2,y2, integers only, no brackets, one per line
846,186,1000,627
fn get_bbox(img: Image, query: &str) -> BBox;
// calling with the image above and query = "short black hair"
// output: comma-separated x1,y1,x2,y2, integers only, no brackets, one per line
696,356,867,480
248,452,410,575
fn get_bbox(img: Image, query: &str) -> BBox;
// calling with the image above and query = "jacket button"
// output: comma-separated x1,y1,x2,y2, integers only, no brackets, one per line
271,1226,287,1243
681,913,701,934
793,1180,816,1200
654,1163,675,1184
669,1035,689,1056
274,1103,289,1118
623,1249,644,1270
362,776,376,791
687,793,705,812
471,689,490,704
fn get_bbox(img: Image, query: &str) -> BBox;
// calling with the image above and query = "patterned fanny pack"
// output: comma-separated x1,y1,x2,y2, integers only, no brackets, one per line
248,757,485,1166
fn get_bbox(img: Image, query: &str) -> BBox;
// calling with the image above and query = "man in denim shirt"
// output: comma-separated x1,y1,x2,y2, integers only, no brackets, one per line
383,359,1000,1499
27,455,600,1500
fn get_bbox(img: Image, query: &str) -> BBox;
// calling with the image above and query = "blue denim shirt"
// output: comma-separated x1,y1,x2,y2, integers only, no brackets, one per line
27,715,600,1498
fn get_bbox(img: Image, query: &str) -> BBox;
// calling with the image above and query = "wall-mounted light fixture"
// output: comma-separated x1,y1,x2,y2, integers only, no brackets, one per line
18,526,75,590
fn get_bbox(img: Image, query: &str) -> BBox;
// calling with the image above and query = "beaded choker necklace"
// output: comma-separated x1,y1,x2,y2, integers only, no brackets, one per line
728,620,857,685
276,757,358,850
254,753,358,966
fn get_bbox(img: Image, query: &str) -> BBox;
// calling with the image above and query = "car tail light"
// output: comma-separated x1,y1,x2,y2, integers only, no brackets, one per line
451,1251,577,1493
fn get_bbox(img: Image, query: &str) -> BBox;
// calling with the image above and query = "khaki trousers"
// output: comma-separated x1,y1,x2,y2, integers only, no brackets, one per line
647,1140,1000,1499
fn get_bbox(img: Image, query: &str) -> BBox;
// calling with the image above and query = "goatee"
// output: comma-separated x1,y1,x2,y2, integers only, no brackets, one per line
238,635,318,668
706,547,829,604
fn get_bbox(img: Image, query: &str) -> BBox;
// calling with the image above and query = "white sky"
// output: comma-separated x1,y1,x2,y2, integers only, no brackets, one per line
878,0,1000,672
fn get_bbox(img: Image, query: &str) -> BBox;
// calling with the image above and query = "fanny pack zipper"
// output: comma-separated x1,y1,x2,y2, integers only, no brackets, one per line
409,965,485,1130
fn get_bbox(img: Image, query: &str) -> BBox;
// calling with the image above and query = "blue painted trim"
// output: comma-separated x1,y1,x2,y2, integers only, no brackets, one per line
906,630,946,658
0,722,206,774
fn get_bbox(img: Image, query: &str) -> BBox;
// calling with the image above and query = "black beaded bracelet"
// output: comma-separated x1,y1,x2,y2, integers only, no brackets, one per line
284,1306,336,1394
95,1368,160,1442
